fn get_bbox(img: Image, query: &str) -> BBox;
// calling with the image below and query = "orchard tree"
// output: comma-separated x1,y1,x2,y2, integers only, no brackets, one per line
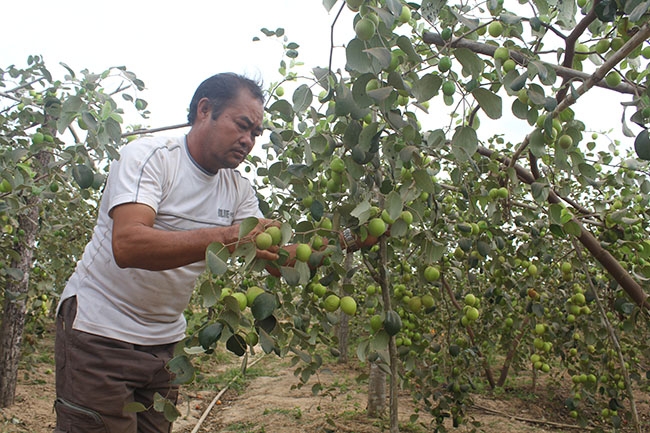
176,0,650,432
0,57,148,407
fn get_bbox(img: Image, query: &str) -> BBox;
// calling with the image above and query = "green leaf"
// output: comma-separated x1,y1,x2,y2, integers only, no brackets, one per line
629,1,650,22
549,203,564,224
364,47,392,70
555,0,577,29
412,73,442,103
124,402,147,413
578,163,598,181
563,220,582,236
198,322,223,350
412,169,435,194
268,99,293,122
258,327,275,354
454,48,484,79
385,191,403,222
322,0,337,12
239,216,259,239
72,164,94,189
472,88,502,120
450,126,478,162
206,250,228,275
167,355,195,384
251,292,277,321
226,334,247,357
531,182,549,203
292,84,313,114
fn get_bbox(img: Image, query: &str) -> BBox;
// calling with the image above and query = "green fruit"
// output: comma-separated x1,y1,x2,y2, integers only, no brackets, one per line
255,232,273,250
441,27,452,40
577,0,586,6
340,296,357,315
345,0,363,10
438,56,452,72
408,296,422,312
528,264,538,277
265,226,282,245
366,78,380,92
245,332,259,346
561,262,572,273
464,293,477,306
574,43,589,61
424,265,440,282
595,39,610,54
275,86,285,97
605,71,621,88
558,134,573,149
496,187,508,199
295,243,312,262
384,310,402,336
232,292,248,311
494,47,509,62
465,306,479,321
488,21,503,37
503,59,516,72
368,218,387,237
311,283,326,297
535,323,545,335
355,18,376,41
642,46,650,59
32,132,45,145
422,294,434,308
611,37,624,51
398,5,411,23
442,81,455,96
370,314,383,332
400,210,413,225
380,209,395,224
323,294,340,312
330,156,345,173
246,286,265,306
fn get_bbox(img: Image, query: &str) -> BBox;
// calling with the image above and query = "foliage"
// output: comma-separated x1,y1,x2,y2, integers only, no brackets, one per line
0,55,148,405
175,0,650,431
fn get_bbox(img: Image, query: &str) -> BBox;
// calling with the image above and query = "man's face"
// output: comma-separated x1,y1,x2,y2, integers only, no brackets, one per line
195,89,264,173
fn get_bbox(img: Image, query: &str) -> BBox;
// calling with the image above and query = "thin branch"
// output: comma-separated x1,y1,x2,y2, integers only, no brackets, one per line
553,22,650,116
556,3,599,101
421,32,643,95
571,238,642,433
121,122,190,138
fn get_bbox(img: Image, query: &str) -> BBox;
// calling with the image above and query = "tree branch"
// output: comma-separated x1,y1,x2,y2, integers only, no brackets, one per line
421,32,643,95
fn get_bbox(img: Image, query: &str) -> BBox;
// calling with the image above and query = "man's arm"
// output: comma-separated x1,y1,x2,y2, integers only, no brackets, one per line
111,203,279,271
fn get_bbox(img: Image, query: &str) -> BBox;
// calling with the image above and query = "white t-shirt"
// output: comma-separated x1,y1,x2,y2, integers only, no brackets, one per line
60,136,262,345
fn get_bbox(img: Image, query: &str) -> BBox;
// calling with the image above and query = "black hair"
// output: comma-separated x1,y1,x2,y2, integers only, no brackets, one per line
187,73,264,125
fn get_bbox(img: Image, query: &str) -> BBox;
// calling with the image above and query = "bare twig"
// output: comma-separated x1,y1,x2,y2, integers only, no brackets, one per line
121,122,190,138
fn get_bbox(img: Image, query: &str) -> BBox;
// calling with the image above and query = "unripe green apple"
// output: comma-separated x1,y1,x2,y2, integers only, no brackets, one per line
295,243,312,262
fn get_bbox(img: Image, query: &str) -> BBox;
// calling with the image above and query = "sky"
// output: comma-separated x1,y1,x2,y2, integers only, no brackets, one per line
3,0,638,152
4,0,353,130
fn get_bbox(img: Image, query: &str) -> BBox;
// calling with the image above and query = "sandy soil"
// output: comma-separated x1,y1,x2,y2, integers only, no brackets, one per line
1,325,649,433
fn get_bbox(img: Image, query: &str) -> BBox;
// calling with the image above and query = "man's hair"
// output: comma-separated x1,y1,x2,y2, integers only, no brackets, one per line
187,73,264,125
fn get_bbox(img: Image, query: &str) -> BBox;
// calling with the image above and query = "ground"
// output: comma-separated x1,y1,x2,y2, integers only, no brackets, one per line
1,325,649,433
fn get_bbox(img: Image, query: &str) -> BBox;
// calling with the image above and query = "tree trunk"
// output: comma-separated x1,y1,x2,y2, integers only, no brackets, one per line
337,254,353,364
367,359,386,418
0,146,49,407
0,201,39,407
378,237,400,433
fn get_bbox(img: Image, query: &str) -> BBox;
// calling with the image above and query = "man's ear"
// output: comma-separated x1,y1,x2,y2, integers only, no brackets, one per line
196,98,212,120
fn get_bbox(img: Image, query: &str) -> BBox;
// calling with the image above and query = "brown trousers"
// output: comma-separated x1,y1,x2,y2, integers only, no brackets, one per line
54,297,179,433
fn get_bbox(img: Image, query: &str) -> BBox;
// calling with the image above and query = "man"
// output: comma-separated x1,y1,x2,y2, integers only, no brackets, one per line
54,73,279,433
